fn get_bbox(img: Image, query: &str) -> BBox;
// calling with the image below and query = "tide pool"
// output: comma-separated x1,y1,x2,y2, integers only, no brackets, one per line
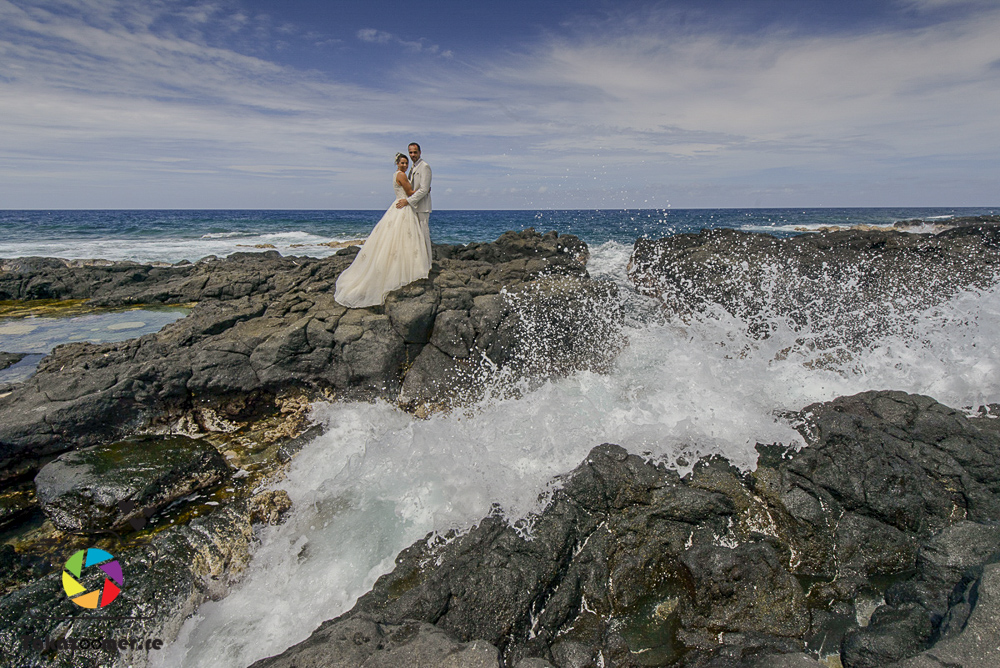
0,302,190,385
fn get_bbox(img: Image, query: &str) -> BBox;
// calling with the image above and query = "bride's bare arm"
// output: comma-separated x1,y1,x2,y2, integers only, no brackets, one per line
396,171,415,197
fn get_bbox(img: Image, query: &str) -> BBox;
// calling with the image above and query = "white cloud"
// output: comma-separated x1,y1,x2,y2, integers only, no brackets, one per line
356,26,444,54
897,0,996,9
356,28,392,44
439,3,1000,195
1,0,998,208
0,0,414,206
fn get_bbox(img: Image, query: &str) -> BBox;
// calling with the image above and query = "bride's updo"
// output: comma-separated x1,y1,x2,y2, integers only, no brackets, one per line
395,152,407,163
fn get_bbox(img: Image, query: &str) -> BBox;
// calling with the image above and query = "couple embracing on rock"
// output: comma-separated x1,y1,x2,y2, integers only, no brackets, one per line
334,142,432,308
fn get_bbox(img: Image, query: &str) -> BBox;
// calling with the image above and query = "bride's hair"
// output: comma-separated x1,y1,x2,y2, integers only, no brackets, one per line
395,152,407,163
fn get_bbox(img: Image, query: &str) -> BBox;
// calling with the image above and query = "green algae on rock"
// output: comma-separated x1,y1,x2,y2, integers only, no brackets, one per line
33,435,229,533
0,490,292,668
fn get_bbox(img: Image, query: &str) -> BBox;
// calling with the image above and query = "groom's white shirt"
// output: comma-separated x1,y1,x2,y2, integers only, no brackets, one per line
408,159,432,213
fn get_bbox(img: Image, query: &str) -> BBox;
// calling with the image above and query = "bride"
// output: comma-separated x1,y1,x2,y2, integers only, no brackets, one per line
334,153,432,308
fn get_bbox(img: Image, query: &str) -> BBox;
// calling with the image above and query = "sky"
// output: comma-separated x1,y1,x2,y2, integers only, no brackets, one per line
1,0,998,209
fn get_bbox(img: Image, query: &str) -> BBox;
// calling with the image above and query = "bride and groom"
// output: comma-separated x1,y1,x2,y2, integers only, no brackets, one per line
334,143,432,308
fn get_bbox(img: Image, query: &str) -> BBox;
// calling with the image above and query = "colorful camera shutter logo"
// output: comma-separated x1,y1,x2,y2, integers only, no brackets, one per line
61,548,124,608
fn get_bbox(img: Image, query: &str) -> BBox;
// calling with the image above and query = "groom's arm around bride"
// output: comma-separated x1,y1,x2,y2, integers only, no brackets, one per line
396,142,433,261
395,143,431,212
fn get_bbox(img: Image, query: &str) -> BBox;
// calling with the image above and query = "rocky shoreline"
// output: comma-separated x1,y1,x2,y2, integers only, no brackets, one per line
0,229,623,528
0,230,617,466
251,390,1000,668
2,222,1000,667
0,229,625,667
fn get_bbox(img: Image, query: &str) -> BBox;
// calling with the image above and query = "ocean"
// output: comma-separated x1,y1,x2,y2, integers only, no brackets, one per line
3,208,1000,667
1,207,995,263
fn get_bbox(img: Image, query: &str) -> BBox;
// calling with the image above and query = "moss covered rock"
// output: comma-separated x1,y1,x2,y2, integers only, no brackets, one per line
34,435,229,533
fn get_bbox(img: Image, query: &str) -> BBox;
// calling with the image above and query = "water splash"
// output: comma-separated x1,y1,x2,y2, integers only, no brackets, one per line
159,241,1000,667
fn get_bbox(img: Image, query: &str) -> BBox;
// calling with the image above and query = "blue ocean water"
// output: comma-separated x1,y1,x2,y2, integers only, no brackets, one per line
0,208,995,263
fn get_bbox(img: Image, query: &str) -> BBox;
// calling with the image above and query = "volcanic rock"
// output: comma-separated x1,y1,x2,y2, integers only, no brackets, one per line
627,224,1000,344
0,230,620,474
0,489,292,668
251,390,1000,668
0,353,25,371
33,434,229,533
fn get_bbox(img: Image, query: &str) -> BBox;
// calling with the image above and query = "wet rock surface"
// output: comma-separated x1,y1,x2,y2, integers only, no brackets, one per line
0,483,35,531
0,353,25,371
253,391,1000,668
0,489,292,668
0,230,616,472
243,616,501,668
627,223,1000,343
33,435,229,532
885,562,1000,668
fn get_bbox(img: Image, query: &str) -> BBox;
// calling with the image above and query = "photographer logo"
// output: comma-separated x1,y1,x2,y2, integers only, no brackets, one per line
61,548,123,609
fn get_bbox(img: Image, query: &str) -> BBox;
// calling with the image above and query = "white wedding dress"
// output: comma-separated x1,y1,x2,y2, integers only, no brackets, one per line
334,173,432,308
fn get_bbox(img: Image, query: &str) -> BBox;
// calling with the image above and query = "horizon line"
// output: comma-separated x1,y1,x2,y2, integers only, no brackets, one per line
1,206,997,213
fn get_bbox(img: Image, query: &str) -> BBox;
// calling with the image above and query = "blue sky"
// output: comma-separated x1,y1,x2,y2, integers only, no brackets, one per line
1,0,998,209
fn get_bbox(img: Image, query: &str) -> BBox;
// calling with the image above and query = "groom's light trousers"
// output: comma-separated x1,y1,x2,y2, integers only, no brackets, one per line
417,212,432,262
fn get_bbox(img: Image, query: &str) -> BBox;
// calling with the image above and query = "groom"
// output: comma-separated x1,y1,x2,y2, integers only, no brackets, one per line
396,142,432,261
